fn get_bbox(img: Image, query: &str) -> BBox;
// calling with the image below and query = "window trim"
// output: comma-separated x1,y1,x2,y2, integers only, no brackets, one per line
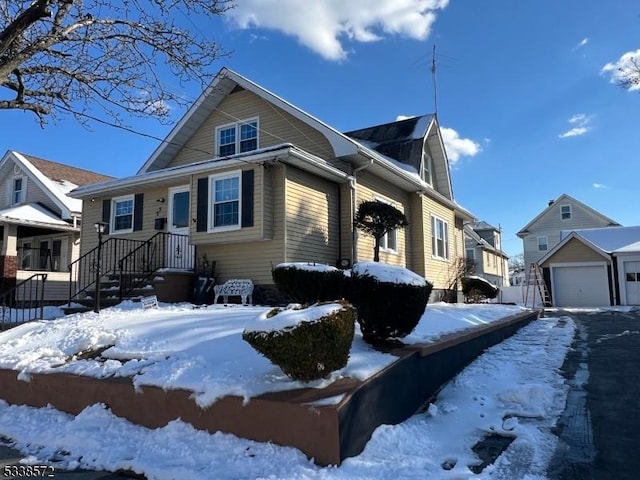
208,170,242,232
215,117,259,158
422,153,434,186
111,194,135,234
375,197,399,254
537,236,548,251
431,214,450,260
11,175,25,205
560,204,572,220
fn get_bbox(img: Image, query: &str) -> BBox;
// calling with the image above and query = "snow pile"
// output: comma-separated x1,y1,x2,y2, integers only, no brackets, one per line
352,261,427,286
0,315,575,479
246,303,344,333
275,262,341,273
0,301,527,407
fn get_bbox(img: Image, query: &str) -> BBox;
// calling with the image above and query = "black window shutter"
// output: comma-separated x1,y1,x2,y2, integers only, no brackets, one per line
241,170,254,228
196,177,209,232
101,199,111,234
133,193,144,231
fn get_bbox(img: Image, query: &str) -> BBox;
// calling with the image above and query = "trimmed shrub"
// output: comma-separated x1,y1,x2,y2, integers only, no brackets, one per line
242,302,356,382
272,263,347,304
462,276,499,301
350,265,433,342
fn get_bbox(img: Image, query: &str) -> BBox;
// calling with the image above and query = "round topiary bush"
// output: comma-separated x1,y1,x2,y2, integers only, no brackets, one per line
462,276,499,302
242,302,356,382
350,262,432,343
272,263,348,304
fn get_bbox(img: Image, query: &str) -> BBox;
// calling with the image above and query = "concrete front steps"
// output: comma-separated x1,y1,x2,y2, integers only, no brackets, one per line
63,273,159,315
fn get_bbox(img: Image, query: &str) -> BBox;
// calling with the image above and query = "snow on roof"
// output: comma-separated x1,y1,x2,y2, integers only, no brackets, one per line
561,226,640,253
0,203,75,229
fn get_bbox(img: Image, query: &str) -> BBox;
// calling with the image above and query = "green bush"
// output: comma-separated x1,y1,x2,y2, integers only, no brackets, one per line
242,302,356,382
350,267,432,342
272,263,347,304
462,276,499,301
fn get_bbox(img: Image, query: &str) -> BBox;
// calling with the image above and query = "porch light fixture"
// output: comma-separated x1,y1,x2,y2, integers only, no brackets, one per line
93,222,109,313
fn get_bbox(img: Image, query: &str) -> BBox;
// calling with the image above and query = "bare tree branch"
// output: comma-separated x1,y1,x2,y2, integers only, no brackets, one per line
0,0,232,125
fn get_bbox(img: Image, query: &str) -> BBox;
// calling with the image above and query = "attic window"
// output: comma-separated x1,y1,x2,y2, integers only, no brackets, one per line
561,204,571,220
422,154,433,185
216,118,258,157
11,176,24,205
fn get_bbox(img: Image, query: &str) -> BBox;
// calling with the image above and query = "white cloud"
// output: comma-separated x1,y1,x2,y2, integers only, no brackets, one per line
593,182,608,189
227,0,450,61
440,127,481,165
572,38,589,51
558,113,594,138
602,49,640,91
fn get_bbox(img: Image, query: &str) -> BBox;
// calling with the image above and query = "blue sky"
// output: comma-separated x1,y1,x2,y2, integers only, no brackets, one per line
3,0,639,256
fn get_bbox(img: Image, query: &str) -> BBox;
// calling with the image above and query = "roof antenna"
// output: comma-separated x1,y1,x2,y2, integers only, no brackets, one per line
431,44,439,117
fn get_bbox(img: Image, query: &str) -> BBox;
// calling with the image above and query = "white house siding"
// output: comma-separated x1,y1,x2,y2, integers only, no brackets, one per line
615,254,640,306
167,89,335,169
522,200,616,267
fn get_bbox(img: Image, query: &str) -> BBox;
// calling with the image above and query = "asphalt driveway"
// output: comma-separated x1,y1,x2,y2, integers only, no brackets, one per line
549,308,640,480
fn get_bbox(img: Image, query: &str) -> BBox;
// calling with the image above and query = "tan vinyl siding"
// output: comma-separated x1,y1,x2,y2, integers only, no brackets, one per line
354,170,409,267
195,166,285,285
540,238,608,266
422,195,458,290
190,166,267,245
284,166,339,265
168,89,335,168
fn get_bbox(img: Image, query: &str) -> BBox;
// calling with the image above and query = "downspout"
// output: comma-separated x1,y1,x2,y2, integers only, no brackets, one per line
350,157,374,264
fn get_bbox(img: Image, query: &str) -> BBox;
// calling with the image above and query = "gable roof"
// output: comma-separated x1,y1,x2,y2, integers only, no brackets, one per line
517,193,620,236
538,225,640,265
97,68,468,217
1,150,114,218
464,224,508,258
138,68,360,174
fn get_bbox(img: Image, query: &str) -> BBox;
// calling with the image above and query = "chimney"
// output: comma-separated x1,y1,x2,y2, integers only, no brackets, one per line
548,200,555,207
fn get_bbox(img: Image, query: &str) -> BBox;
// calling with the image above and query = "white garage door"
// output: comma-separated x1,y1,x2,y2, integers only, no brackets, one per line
624,261,640,305
553,265,610,307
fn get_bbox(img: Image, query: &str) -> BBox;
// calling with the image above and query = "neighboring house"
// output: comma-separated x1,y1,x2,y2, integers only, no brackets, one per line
0,150,113,301
464,221,509,287
538,226,640,307
69,68,475,304
517,194,620,272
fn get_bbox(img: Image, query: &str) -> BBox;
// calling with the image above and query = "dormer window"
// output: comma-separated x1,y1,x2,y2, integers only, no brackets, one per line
561,204,571,220
11,176,24,205
422,153,433,185
216,118,258,157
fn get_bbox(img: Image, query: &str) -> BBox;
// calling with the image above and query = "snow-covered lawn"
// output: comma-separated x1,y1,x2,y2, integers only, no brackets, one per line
0,301,528,406
0,306,575,479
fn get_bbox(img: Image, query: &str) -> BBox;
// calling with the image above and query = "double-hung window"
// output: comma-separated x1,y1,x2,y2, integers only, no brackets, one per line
11,177,24,205
216,119,258,157
210,171,241,230
431,215,449,260
560,205,571,220
376,197,399,253
112,195,134,233
537,236,548,251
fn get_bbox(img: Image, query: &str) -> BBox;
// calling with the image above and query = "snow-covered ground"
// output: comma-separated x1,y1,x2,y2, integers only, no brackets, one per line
0,303,575,479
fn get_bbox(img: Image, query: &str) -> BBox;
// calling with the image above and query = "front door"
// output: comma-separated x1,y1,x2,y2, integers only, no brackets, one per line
167,186,195,270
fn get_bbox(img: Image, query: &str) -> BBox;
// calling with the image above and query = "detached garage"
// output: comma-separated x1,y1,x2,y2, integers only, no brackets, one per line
549,263,610,308
538,227,640,308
